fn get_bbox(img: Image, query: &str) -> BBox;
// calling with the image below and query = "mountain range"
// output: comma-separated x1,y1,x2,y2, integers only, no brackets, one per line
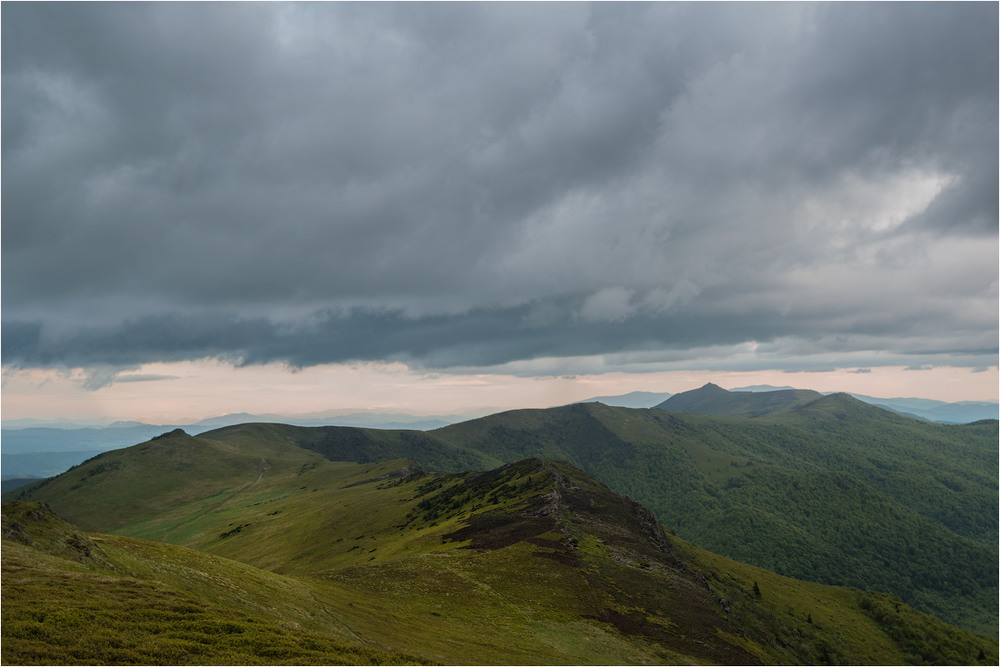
5,384,997,657
434,391,997,636
4,418,996,664
4,385,994,484
580,384,998,423
651,382,823,416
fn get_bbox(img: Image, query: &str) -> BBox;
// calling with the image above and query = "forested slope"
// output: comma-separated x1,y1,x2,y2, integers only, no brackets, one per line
431,397,999,635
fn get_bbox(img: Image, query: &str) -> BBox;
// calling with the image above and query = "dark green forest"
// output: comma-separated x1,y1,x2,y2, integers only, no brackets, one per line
428,395,998,635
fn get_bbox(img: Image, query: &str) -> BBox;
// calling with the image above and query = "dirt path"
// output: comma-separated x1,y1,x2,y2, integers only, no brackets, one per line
307,590,375,647
429,553,534,623
161,458,269,542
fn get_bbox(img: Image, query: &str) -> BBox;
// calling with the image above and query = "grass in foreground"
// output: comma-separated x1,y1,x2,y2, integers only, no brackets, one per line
2,501,430,666
4,447,997,665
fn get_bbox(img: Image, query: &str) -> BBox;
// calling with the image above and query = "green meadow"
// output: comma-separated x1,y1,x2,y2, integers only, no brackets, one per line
4,422,997,664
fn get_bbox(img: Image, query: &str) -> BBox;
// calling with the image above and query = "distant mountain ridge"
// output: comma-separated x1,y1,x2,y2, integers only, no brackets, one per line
653,382,824,416
4,385,993,469
573,390,674,408
579,384,998,423
846,394,999,424
727,384,999,423
2,409,471,433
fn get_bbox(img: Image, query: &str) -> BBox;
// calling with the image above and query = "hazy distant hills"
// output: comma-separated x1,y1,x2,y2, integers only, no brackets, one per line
847,394,1000,424
4,428,996,664
574,390,675,408
187,410,467,431
580,383,999,423
1,410,471,432
0,411,470,481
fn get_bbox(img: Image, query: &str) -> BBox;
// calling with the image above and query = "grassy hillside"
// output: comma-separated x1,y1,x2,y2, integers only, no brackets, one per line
4,445,996,665
2,501,427,665
4,428,327,534
429,397,999,636
200,422,500,472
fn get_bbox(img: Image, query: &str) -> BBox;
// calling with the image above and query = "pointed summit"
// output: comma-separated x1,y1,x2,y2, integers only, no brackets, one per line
654,383,821,416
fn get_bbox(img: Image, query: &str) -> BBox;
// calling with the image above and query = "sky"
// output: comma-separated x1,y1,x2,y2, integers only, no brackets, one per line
3,2,998,424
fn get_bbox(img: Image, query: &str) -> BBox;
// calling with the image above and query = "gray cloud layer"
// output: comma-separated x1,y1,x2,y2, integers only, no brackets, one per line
3,3,997,378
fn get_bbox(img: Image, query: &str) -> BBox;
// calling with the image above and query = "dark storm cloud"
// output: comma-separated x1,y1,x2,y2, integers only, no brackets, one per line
3,2,997,376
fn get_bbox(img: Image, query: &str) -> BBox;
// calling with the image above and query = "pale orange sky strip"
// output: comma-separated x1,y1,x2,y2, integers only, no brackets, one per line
3,360,996,425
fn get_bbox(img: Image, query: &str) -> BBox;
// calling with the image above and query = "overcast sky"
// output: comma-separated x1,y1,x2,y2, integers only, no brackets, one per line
3,3,997,420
